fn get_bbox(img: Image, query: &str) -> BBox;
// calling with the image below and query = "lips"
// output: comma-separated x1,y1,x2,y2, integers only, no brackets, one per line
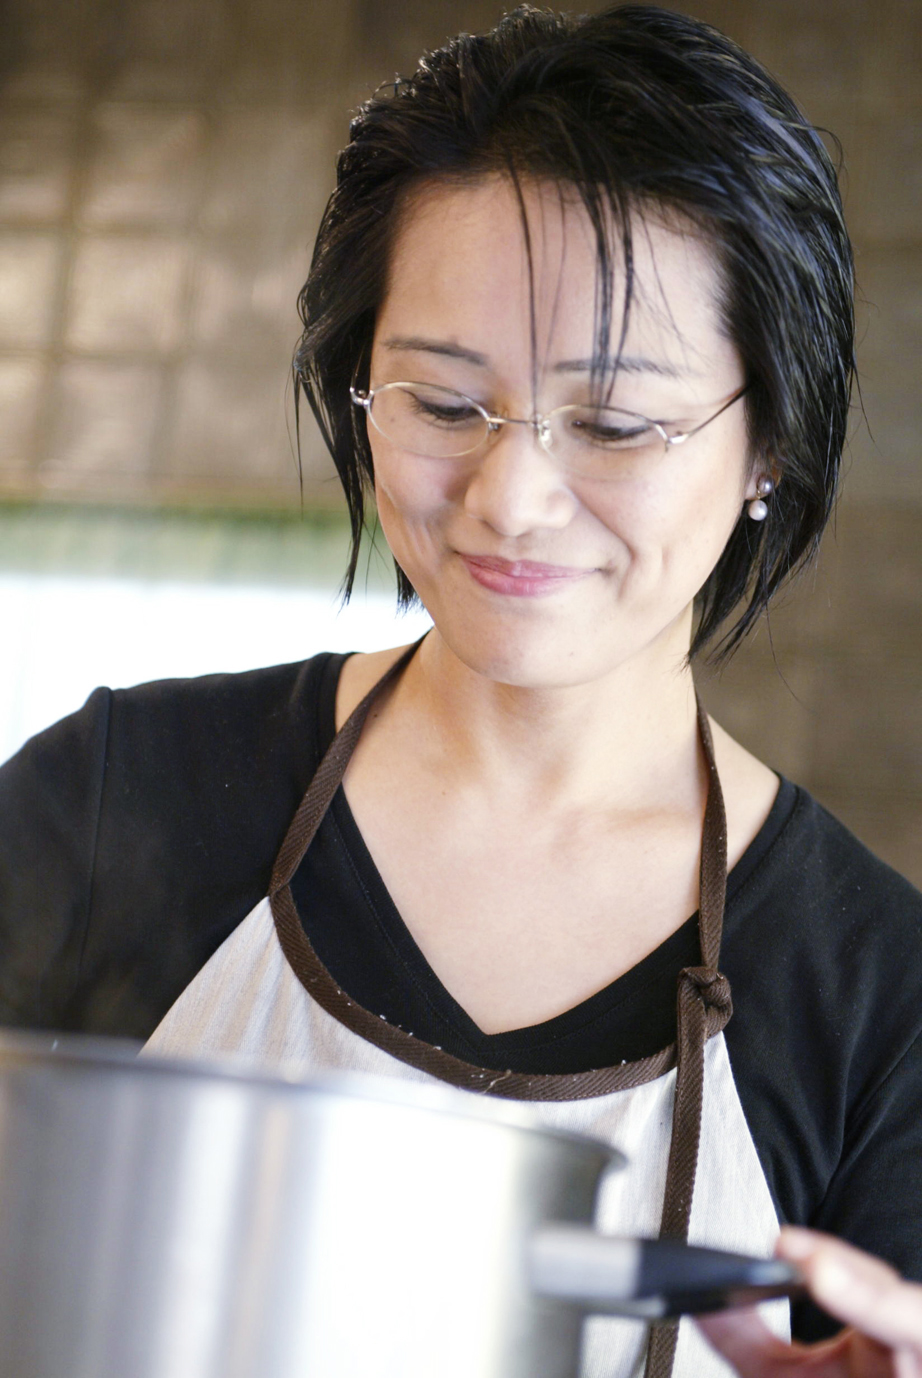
459,553,594,597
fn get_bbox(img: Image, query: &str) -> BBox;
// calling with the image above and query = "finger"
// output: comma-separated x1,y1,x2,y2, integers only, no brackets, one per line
698,1310,898,1378
777,1230,922,1357
895,1349,922,1378
696,1308,805,1377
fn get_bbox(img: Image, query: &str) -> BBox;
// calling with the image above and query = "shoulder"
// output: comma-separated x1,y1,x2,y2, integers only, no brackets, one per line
106,652,333,741
334,643,418,729
780,785,922,1025
0,652,348,1036
744,783,922,936
4,652,337,766
725,778,922,1025
77,652,348,863
708,716,782,871
2,653,345,818
720,783,922,1267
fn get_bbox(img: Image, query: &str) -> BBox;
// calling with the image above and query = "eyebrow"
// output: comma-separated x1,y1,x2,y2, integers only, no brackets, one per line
382,336,691,379
553,355,691,380
382,336,488,365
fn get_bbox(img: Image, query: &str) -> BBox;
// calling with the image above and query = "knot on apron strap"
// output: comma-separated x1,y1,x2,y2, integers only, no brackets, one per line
678,965,733,1036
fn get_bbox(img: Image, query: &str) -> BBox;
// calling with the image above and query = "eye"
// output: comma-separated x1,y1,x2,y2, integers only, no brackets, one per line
402,386,482,429
563,407,659,450
412,398,478,425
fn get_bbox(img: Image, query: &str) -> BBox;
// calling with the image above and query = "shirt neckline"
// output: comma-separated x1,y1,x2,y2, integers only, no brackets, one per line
313,649,799,1054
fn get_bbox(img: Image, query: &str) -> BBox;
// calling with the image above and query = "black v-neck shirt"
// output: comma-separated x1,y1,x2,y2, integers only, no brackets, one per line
2,649,922,1341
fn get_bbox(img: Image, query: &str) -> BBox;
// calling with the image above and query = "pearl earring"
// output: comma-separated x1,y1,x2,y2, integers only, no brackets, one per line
747,475,774,522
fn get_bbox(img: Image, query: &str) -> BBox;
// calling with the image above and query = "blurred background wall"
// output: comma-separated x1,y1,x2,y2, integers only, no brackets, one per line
0,0,919,883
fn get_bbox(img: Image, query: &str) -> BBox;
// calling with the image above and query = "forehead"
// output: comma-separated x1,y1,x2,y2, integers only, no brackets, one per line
376,175,735,381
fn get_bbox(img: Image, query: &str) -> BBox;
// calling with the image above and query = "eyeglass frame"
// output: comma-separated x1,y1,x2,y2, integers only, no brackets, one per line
349,380,751,462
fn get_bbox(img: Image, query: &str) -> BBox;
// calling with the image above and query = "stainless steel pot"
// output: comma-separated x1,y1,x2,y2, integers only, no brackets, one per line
0,1032,796,1378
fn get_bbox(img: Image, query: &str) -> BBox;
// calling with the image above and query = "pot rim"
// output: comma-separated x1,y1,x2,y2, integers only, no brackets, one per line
0,1029,625,1165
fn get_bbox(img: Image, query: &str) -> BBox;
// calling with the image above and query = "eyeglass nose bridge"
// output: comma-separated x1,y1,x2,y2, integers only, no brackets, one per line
485,412,555,452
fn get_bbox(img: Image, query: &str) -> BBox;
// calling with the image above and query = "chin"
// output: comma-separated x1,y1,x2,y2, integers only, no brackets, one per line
421,584,695,691
429,608,617,690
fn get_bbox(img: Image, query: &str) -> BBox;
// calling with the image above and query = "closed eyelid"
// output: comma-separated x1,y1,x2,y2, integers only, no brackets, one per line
391,387,665,426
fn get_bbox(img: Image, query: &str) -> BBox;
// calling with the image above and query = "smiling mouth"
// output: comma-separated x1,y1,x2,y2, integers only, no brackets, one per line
459,554,595,597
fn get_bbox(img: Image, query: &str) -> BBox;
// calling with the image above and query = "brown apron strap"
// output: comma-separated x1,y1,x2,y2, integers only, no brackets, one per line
269,639,421,894
642,701,730,1378
696,701,728,974
269,645,730,1378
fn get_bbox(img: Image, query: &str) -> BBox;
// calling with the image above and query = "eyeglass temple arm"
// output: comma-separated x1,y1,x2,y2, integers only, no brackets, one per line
668,383,751,448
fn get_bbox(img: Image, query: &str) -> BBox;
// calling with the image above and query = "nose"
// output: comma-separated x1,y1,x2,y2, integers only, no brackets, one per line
461,421,578,537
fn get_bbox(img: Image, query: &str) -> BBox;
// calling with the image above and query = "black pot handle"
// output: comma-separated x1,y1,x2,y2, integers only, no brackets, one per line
528,1225,803,1319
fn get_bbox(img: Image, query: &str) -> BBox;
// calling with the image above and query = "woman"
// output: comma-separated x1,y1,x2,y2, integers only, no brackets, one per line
0,6,919,1377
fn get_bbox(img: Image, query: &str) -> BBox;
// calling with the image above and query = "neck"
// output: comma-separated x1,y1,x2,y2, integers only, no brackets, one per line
400,626,703,816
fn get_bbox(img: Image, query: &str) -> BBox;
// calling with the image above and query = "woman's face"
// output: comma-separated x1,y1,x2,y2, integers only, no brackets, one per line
368,176,757,689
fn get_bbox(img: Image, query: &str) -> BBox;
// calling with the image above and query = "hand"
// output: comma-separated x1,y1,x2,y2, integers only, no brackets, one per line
697,1227,922,1378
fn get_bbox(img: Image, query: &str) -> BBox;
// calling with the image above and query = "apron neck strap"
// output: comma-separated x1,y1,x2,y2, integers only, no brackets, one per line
269,638,422,896
272,638,727,975
696,699,728,974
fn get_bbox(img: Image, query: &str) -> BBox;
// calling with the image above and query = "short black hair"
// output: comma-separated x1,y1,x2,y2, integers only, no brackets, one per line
294,3,855,658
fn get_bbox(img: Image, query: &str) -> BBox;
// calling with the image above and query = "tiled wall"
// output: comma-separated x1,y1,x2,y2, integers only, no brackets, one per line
0,0,920,882
0,0,352,506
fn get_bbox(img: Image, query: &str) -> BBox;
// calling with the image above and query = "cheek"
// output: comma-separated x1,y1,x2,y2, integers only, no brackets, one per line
579,478,675,564
371,444,457,559
582,460,746,588
667,469,748,589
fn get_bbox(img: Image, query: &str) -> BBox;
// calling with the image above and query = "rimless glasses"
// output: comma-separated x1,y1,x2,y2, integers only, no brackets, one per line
350,381,750,482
